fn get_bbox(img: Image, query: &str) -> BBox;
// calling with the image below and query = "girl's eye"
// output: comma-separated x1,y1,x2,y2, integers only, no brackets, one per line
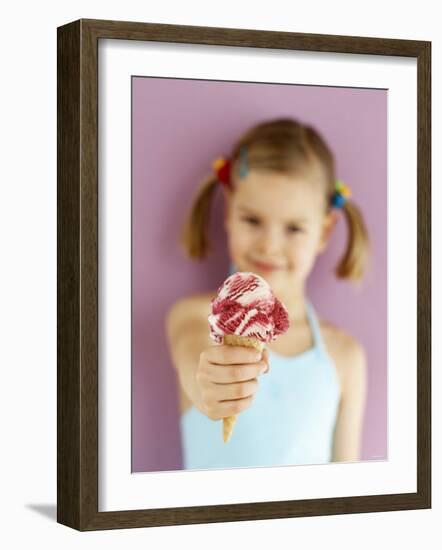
287,226,302,233
243,217,260,226
242,217,303,233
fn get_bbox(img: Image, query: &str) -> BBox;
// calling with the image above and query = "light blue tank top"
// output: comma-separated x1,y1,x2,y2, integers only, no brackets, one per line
180,291,341,470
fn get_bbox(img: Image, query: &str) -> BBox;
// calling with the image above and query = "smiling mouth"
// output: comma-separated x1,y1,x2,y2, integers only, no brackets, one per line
251,259,284,271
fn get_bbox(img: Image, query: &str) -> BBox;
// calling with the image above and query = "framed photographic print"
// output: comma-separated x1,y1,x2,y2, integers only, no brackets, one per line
57,18,431,531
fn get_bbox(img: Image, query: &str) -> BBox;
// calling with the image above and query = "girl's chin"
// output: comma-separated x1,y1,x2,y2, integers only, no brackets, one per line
253,268,288,279
238,262,292,278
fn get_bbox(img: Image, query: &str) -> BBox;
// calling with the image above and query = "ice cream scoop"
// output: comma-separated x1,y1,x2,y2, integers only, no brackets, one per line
208,272,290,442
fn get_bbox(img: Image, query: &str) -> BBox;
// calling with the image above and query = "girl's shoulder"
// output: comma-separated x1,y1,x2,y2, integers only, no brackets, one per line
319,319,365,357
166,290,216,329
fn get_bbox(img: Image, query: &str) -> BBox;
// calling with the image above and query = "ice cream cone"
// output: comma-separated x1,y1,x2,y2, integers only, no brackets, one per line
222,334,265,442
207,272,290,444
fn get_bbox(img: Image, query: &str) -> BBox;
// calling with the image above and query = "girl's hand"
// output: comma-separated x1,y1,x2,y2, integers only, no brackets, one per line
196,345,269,420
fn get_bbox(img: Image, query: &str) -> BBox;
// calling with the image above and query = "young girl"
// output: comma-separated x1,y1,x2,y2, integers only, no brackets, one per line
166,117,369,470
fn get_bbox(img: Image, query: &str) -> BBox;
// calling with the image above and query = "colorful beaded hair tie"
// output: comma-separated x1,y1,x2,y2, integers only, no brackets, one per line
212,157,232,188
331,179,351,208
212,147,248,190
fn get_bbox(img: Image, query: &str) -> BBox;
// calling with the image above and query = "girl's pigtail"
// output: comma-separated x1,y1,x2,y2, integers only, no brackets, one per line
180,174,219,259
335,199,371,285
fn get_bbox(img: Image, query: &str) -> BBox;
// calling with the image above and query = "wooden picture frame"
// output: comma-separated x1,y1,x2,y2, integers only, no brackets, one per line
57,18,431,531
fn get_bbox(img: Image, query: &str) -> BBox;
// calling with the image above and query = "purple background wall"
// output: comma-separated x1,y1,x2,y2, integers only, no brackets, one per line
132,77,387,472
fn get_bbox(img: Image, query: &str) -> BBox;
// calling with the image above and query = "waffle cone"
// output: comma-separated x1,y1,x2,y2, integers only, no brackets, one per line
222,334,265,443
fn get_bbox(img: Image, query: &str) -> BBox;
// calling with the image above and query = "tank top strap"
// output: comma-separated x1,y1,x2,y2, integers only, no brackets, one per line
305,299,327,356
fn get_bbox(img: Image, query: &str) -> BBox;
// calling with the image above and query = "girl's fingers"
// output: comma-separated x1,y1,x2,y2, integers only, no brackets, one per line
214,378,259,402
204,345,262,365
205,360,267,383
216,394,255,417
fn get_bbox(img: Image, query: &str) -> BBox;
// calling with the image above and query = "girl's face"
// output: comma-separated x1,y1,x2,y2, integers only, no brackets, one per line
224,170,338,290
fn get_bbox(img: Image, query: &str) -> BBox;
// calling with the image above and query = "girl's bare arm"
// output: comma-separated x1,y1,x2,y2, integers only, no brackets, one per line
165,297,212,414
331,341,368,462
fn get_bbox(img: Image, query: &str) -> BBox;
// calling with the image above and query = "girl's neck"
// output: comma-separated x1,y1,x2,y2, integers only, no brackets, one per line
274,285,309,324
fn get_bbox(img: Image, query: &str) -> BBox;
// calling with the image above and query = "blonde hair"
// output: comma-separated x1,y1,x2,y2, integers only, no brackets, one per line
180,117,371,284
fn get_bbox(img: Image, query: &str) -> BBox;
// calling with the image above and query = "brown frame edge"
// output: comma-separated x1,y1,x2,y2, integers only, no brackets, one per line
57,18,431,531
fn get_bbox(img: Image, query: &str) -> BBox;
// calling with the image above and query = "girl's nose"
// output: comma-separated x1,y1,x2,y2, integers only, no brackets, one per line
259,228,282,255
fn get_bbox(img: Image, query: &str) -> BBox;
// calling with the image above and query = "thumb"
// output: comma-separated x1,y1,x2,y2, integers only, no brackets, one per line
262,347,270,372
